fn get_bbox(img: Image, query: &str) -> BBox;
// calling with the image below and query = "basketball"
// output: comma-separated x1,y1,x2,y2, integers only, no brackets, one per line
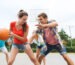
0,28,10,40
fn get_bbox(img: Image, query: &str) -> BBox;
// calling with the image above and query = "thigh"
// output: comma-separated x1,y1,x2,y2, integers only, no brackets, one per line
40,45,52,56
55,44,66,54
24,44,35,59
9,46,19,62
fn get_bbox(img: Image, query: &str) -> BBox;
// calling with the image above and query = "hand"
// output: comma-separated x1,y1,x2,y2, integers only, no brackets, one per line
9,32,15,37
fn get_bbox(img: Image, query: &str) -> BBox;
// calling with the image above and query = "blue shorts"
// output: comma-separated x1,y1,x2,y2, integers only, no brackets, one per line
12,43,27,51
41,43,67,56
37,45,44,49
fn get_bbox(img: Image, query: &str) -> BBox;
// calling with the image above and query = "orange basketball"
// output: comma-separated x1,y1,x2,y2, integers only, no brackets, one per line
0,28,10,40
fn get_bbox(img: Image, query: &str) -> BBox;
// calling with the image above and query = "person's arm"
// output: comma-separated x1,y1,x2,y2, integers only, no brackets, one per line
36,20,58,28
10,27,29,42
9,22,29,42
28,33,38,44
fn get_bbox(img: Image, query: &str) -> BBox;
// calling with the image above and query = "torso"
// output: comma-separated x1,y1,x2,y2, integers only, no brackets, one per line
43,21,59,45
10,21,28,44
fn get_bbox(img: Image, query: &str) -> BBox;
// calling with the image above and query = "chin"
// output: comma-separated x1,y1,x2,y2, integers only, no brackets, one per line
20,23,23,25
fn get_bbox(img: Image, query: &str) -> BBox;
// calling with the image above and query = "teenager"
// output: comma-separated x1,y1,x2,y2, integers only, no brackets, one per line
28,29,46,65
36,13,74,65
8,10,40,65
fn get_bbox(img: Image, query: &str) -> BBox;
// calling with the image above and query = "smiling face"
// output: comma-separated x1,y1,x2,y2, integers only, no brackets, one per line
38,13,48,24
19,15,28,25
38,16,47,24
18,10,28,25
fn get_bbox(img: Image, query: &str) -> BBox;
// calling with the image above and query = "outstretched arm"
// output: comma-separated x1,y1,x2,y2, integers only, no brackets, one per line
28,33,38,44
36,20,58,29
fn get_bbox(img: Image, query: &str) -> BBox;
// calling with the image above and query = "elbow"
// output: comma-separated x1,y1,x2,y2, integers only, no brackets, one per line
53,22,58,27
56,23,58,26
55,21,58,26
52,20,58,27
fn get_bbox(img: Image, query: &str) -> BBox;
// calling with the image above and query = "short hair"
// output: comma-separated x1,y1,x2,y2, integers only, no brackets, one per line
38,13,48,18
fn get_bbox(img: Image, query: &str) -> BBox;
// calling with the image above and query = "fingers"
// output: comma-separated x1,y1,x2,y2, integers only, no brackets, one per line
8,32,13,37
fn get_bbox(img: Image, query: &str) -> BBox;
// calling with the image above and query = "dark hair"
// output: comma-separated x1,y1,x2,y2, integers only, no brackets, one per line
22,22,27,32
38,13,48,18
18,10,28,18
18,10,28,32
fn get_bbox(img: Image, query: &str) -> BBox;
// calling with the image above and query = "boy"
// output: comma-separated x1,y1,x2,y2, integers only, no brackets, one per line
36,13,74,65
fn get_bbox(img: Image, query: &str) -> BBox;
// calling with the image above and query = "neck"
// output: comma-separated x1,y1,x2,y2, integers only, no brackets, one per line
16,21,21,26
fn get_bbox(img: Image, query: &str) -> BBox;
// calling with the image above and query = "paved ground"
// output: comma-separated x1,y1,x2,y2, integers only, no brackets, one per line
0,53,75,65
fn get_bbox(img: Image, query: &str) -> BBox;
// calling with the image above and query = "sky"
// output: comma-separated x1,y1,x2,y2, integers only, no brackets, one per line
0,0,75,38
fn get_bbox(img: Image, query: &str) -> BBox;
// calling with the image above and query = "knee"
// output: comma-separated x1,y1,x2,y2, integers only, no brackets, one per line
8,61,12,65
31,57,37,63
8,59,13,65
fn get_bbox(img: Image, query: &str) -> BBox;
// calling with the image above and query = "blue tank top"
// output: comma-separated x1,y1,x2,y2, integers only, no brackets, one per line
0,40,5,47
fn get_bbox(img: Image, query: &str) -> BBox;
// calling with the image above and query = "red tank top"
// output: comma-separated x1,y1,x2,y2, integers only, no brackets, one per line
10,21,28,44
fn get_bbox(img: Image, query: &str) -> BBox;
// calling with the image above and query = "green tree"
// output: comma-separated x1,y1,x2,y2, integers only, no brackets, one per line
58,29,75,52
58,29,70,42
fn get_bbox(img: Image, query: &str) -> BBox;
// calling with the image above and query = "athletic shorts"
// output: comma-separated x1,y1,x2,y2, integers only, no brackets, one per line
37,44,44,49
40,43,67,56
0,46,8,53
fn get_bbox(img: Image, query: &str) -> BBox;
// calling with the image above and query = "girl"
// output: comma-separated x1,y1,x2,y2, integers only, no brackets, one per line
28,29,46,65
8,10,40,65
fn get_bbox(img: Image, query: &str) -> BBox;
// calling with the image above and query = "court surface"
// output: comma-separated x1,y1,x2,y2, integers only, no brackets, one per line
0,53,75,65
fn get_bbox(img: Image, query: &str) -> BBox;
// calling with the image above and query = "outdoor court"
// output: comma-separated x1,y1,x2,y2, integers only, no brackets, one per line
0,53,75,65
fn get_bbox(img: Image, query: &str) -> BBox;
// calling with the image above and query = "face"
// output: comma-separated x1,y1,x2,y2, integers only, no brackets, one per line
38,16,47,24
19,16,28,25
